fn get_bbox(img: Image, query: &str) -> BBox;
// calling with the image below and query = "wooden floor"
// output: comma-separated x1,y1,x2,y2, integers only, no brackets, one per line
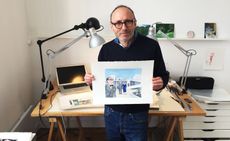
35,128,107,141
35,127,162,141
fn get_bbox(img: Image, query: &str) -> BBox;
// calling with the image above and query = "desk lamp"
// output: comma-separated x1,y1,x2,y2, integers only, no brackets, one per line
147,24,197,93
37,17,105,99
146,22,162,40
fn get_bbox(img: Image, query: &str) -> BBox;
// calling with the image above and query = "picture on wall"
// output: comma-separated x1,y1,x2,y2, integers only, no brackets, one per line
91,61,154,105
156,23,175,38
136,24,150,36
204,23,217,38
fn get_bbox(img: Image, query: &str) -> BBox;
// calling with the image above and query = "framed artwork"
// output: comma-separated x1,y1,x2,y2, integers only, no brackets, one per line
156,23,175,38
136,24,150,36
91,61,154,105
204,23,217,38
203,48,224,70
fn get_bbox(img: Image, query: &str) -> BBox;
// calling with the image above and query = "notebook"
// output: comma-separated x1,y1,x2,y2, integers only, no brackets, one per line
56,65,91,95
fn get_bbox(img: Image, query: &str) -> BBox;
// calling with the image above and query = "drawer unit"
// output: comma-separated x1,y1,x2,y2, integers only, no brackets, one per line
184,130,230,138
184,121,230,130
184,98,230,140
185,116,230,122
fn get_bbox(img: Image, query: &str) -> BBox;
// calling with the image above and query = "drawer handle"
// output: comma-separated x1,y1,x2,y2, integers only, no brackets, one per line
202,129,214,132
206,109,218,111
205,116,216,118
203,121,215,123
207,103,219,105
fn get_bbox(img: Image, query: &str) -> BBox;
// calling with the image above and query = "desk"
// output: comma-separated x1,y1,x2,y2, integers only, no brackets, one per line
31,88,205,141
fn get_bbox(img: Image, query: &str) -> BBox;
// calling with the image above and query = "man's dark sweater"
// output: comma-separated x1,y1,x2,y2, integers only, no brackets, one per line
98,33,169,113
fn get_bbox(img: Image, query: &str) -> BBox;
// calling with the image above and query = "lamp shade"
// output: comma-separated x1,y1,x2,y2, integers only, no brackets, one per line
89,28,105,48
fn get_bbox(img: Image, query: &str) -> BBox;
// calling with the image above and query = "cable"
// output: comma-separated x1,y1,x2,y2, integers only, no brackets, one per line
38,90,58,129
61,116,67,135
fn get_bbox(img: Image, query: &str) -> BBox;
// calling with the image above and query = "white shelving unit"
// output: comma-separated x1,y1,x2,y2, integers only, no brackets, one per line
183,90,230,141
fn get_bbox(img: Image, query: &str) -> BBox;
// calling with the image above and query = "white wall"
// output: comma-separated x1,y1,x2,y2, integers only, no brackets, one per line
26,0,230,127
0,0,33,131
27,0,230,93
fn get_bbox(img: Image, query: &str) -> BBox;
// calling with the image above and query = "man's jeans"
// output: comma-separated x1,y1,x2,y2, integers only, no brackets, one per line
104,106,148,141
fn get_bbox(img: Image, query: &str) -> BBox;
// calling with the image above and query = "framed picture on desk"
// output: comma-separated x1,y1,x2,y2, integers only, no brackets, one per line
91,61,154,105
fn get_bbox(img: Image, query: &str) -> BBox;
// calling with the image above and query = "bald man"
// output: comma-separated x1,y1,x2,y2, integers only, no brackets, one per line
84,5,169,141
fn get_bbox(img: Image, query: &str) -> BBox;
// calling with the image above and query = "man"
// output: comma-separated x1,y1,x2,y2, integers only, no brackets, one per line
105,76,116,97
84,5,169,141
117,79,123,94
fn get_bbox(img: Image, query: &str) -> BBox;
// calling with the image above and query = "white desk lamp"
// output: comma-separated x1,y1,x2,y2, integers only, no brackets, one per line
147,24,197,93
37,17,105,99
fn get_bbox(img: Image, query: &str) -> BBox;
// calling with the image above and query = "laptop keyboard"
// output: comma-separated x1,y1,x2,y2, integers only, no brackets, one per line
63,83,88,89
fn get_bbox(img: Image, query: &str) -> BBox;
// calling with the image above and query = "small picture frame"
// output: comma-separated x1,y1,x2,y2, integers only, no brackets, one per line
136,24,150,36
204,23,217,38
156,23,175,38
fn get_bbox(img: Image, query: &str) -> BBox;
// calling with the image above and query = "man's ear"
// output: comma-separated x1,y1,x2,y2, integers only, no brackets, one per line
134,21,137,27
110,24,114,30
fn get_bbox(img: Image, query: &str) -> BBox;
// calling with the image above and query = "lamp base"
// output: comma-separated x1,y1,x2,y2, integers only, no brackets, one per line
181,88,187,94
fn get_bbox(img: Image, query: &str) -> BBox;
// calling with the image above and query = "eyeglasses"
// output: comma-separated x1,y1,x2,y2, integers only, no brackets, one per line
111,19,136,29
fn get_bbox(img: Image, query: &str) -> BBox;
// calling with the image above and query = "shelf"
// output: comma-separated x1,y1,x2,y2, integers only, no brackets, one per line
102,34,229,41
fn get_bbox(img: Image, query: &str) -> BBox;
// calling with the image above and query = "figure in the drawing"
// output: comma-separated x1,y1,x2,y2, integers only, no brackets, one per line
209,52,215,65
117,79,122,94
122,81,127,93
105,76,116,97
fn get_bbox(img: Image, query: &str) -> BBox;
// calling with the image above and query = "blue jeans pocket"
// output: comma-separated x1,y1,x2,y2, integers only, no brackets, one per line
128,112,148,124
104,106,114,117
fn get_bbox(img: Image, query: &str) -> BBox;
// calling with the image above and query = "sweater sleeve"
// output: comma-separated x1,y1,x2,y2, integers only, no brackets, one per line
153,41,169,89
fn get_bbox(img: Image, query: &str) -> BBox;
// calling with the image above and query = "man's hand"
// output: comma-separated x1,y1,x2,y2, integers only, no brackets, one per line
84,73,95,86
152,77,163,91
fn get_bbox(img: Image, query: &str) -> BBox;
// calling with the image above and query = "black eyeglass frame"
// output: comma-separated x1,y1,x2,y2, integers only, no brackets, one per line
111,19,136,29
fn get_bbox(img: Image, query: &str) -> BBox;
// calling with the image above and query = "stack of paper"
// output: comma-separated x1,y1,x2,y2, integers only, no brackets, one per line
0,132,35,141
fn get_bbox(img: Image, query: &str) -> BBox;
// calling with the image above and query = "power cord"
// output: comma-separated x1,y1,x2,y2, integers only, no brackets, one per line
38,90,58,128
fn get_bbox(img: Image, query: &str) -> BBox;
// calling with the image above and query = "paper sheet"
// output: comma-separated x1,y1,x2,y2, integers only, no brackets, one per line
92,61,154,105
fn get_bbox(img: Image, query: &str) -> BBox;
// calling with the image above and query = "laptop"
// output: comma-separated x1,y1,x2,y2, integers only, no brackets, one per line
56,65,91,95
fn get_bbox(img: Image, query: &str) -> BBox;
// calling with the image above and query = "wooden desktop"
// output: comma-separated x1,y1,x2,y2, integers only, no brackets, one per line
31,86,205,141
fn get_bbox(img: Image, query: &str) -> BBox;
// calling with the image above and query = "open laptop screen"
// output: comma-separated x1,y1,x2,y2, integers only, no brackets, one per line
56,65,86,88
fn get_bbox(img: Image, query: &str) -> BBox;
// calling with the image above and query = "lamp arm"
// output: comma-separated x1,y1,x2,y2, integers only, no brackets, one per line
37,24,85,82
46,32,87,59
180,54,192,90
157,30,197,56
157,30,197,91
41,32,87,99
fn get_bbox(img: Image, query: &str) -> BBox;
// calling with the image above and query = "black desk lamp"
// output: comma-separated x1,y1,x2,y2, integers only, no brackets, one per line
37,17,105,99
147,24,197,93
